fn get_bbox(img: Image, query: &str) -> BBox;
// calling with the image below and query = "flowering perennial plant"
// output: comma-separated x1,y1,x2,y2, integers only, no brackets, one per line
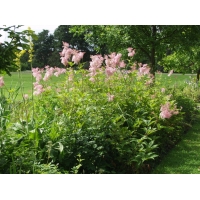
160,102,179,119
0,77,4,87
32,65,66,95
127,47,135,57
60,42,85,66
0,41,196,174
107,93,115,101
168,69,174,76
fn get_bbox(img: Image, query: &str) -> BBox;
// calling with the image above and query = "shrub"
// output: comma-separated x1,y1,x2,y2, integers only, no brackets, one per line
0,43,197,173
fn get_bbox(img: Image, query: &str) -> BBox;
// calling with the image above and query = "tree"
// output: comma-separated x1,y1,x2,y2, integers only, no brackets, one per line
32,30,54,67
159,26,200,80
69,25,200,75
54,25,95,64
159,44,200,79
0,25,36,75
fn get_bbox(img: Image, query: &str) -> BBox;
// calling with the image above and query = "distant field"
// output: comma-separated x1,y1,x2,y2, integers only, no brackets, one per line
156,73,196,86
1,71,66,100
1,71,197,100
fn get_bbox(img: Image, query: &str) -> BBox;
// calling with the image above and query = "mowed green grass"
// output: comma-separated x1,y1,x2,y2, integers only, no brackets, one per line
156,73,196,86
1,71,197,100
152,121,200,174
1,71,66,100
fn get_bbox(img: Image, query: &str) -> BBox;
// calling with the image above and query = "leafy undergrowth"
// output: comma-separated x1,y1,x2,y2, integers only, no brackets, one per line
1,42,200,174
152,113,200,174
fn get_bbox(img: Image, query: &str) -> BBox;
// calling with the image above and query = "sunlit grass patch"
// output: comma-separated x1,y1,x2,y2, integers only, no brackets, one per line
152,120,200,174
2,71,66,100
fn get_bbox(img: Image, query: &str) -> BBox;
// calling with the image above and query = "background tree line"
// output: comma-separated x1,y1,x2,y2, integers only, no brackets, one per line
2,25,200,78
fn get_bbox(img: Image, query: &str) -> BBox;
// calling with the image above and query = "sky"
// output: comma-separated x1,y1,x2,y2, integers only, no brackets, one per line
1,0,199,43
0,25,59,42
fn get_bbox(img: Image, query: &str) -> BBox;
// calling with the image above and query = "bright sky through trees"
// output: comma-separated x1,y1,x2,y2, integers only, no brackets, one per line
0,25,58,42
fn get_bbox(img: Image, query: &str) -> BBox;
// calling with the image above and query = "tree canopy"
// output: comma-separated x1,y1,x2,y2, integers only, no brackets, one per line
0,25,37,75
69,25,200,75
2,25,200,79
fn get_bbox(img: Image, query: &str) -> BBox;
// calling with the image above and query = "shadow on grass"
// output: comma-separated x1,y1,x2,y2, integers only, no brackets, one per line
152,123,200,174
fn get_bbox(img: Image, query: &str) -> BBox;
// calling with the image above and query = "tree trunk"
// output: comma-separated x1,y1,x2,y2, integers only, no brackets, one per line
197,68,200,81
150,25,157,76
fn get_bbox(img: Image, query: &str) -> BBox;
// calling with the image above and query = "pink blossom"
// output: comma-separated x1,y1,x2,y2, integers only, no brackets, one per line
168,70,173,76
104,53,123,69
119,61,126,68
54,72,59,77
33,90,43,96
88,55,104,78
65,49,74,60
68,74,73,81
160,102,179,119
105,67,116,77
145,78,153,85
46,86,51,90
107,93,115,102
161,88,165,93
54,67,66,77
61,57,68,66
128,52,135,57
127,47,135,57
127,47,133,53
89,77,95,82
43,67,55,81
72,51,85,64
60,42,74,66
131,63,137,71
32,68,42,82
138,64,150,76
90,55,104,68
23,94,29,99
33,82,44,95
0,77,5,87
138,63,143,68
114,53,122,65
62,41,69,48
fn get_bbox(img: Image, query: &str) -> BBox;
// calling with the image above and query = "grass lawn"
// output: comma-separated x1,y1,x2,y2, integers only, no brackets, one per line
1,71,66,100
156,72,196,86
152,118,200,174
0,71,197,101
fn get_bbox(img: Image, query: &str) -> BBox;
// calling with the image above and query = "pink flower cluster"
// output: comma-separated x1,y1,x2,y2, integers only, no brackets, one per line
105,53,122,68
127,47,135,57
87,47,155,83
107,93,115,101
23,94,29,99
0,77,4,87
161,88,165,93
68,69,74,82
88,55,104,81
33,82,44,96
168,70,173,77
138,64,151,76
160,102,179,119
43,66,55,81
32,66,66,95
88,52,127,81
60,42,85,66
32,68,43,82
